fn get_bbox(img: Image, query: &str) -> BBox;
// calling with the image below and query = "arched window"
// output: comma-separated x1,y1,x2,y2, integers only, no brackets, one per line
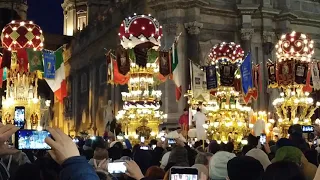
77,10,87,31
99,63,107,85
81,73,87,92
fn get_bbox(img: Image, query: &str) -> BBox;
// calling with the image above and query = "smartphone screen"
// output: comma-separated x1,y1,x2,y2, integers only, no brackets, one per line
170,167,198,180
302,125,314,133
260,134,266,144
168,139,176,145
152,145,156,150
141,136,145,143
108,162,127,174
14,106,25,128
15,129,51,150
140,146,149,150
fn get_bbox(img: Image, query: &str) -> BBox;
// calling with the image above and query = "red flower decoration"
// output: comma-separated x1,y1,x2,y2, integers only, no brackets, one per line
275,31,314,62
118,14,163,49
208,42,244,64
1,20,44,51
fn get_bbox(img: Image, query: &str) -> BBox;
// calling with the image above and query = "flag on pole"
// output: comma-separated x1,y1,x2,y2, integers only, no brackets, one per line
171,42,182,101
42,50,56,79
16,48,29,72
27,48,43,72
45,48,66,102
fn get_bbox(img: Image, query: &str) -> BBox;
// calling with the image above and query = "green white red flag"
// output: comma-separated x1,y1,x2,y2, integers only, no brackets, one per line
45,48,67,102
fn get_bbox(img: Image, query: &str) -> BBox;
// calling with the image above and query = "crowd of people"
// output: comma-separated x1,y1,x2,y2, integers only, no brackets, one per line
0,123,319,180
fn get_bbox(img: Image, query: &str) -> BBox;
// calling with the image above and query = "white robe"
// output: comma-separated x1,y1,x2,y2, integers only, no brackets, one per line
193,112,207,140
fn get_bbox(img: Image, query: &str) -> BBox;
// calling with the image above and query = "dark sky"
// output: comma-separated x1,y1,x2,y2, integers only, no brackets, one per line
27,0,64,35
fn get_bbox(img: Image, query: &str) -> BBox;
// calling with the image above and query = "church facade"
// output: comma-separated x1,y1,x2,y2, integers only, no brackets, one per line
59,0,320,135
3,0,320,135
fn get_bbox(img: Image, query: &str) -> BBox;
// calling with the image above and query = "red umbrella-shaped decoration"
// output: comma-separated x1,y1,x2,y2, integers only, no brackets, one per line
1,20,44,51
118,13,163,49
208,42,244,64
275,31,314,62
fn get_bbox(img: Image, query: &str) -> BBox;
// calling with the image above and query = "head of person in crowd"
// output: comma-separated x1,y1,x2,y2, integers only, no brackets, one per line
108,146,122,161
196,146,205,152
93,142,108,160
288,124,310,153
304,149,318,166
274,146,302,165
227,156,264,180
183,108,188,115
209,151,236,180
122,148,132,158
192,164,209,180
133,149,153,175
225,142,234,153
247,134,259,147
83,139,93,150
145,166,165,180
263,161,305,180
35,156,61,180
195,152,213,167
165,146,189,171
208,140,220,154
176,127,182,134
246,148,271,170
160,151,171,169
13,163,42,180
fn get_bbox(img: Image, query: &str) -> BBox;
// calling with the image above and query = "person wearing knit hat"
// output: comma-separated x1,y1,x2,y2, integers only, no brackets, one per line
209,151,236,180
274,146,302,164
246,148,271,170
227,156,264,180
160,152,171,169
274,146,317,180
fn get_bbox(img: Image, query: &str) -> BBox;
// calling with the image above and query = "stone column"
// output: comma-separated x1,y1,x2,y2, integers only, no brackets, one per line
73,72,79,132
184,21,203,65
240,28,254,53
91,65,97,135
162,23,178,117
176,23,188,114
240,28,256,110
263,31,279,113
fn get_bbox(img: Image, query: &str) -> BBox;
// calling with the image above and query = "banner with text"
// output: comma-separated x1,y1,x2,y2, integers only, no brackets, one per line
240,53,253,95
43,51,56,79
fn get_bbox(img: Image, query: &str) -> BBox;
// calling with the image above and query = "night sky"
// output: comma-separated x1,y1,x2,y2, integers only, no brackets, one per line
27,0,64,35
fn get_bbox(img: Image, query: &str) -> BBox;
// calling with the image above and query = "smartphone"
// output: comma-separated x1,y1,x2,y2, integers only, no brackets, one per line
108,162,127,174
302,125,314,133
140,146,149,150
14,106,25,128
170,167,198,180
152,144,156,150
260,133,266,145
15,129,51,150
161,136,165,142
168,139,176,145
141,136,145,143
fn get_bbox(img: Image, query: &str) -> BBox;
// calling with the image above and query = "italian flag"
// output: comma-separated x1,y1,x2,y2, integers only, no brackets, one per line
45,49,67,102
171,43,182,101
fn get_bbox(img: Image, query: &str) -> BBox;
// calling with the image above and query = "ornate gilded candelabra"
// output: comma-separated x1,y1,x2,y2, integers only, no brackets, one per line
114,14,167,140
1,20,44,129
269,31,319,136
196,42,251,143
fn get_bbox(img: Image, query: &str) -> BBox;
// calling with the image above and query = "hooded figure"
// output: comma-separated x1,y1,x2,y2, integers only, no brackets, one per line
165,146,189,171
209,151,236,180
246,148,271,170
227,156,264,180
273,146,317,180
